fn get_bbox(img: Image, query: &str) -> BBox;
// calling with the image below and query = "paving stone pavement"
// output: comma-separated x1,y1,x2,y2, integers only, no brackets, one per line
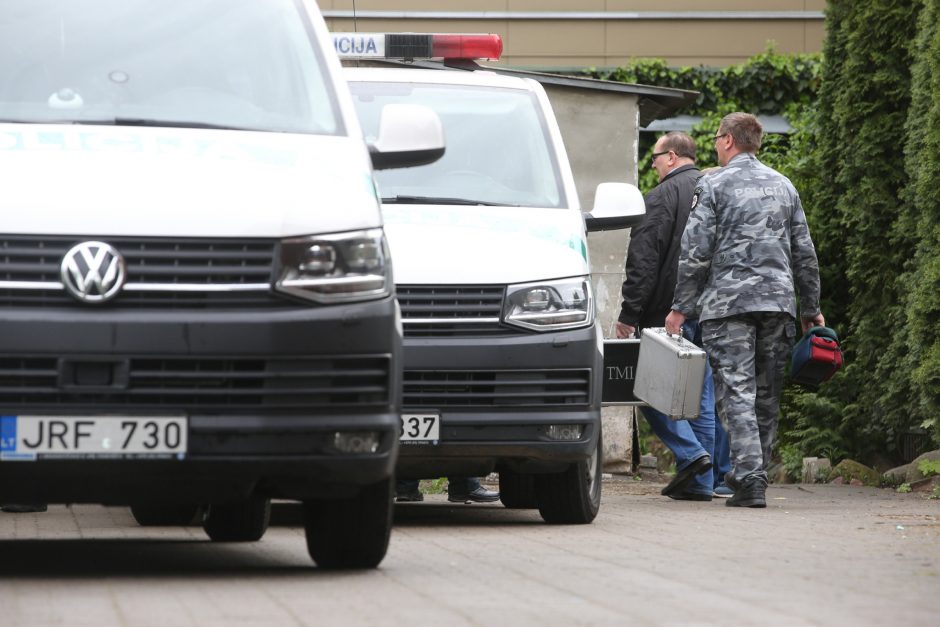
0,480,937,626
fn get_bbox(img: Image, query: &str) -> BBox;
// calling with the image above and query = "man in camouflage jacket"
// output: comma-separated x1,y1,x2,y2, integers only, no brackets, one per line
665,112,824,508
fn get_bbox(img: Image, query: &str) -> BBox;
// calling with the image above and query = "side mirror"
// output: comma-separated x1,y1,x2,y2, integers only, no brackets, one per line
369,104,445,171
585,182,646,232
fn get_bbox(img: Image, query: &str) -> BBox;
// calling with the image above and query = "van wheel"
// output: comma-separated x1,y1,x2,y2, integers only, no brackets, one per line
203,496,270,542
303,478,393,569
534,432,602,524
499,469,538,509
130,503,203,526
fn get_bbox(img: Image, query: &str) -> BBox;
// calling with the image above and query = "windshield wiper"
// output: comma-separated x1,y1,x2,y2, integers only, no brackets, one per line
0,118,258,131
70,118,257,131
381,195,515,207
0,117,257,131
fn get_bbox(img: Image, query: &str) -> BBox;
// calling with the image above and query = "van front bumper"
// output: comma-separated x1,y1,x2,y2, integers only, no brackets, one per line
0,297,401,504
396,323,602,479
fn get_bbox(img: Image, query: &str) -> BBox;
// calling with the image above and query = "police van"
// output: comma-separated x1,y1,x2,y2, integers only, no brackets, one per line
0,0,444,569
339,33,645,523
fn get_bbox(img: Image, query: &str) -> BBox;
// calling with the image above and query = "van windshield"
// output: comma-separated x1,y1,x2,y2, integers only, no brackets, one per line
350,81,565,208
0,0,341,135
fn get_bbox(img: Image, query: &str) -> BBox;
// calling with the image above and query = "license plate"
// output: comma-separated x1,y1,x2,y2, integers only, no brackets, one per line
0,415,187,461
399,413,439,443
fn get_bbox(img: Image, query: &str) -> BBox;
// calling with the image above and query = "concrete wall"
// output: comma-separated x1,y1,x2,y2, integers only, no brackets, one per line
540,83,640,472
322,0,826,69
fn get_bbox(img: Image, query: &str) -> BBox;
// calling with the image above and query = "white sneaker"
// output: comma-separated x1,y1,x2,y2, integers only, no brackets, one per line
713,485,734,498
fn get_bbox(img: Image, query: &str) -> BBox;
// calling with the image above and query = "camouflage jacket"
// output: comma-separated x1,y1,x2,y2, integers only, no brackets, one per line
671,153,821,322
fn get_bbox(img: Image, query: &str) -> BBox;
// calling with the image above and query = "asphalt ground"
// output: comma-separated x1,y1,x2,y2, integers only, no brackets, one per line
0,479,937,626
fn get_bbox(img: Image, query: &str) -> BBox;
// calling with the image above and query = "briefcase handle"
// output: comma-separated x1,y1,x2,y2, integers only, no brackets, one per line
647,327,687,344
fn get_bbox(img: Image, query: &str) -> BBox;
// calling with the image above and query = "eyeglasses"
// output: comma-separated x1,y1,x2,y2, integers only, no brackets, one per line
713,133,729,142
650,150,672,162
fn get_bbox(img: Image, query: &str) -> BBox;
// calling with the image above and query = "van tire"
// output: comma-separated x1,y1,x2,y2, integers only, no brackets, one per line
130,503,203,526
303,478,393,569
499,469,538,509
203,496,271,542
534,432,602,524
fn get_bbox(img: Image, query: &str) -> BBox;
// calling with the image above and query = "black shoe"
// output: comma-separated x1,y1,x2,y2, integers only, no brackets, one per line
725,476,767,508
448,486,500,503
667,490,713,502
395,490,424,503
1,504,48,513
661,455,712,497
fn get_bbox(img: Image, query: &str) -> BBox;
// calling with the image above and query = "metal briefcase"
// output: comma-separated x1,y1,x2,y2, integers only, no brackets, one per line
633,327,706,420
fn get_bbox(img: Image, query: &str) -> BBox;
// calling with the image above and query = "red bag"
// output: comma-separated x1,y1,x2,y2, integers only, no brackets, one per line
790,326,843,387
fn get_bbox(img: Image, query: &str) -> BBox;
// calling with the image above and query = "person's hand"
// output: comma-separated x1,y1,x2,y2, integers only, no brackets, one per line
801,312,826,334
665,310,686,336
615,322,636,339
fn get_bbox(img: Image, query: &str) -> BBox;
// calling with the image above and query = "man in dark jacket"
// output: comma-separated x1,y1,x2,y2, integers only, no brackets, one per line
616,132,719,500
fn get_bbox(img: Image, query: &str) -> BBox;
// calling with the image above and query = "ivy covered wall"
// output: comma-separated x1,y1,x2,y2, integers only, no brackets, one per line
589,49,821,193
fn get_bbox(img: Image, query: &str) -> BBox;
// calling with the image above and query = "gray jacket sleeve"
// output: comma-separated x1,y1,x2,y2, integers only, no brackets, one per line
671,179,716,316
789,193,822,317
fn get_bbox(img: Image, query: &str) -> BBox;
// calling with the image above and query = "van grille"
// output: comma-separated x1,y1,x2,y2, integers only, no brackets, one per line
0,355,391,411
402,369,591,407
397,284,518,337
0,235,284,308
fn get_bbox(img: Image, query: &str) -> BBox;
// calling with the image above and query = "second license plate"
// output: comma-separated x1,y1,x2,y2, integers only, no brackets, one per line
399,413,439,442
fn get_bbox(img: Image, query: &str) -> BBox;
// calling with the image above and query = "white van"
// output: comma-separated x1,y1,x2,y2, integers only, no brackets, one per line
0,1,443,569
341,34,645,524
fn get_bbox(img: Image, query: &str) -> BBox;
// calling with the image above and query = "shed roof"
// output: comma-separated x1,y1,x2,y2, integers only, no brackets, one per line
476,65,699,126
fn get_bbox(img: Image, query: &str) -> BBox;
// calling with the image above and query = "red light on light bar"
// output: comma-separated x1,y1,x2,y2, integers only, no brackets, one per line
431,34,503,60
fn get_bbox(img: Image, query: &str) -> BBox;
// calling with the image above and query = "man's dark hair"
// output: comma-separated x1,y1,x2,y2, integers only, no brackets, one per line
720,112,763,152
660,131,696,160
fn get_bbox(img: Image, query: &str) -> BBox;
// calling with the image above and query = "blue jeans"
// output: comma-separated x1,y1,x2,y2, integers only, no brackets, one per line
713,416,732,489
640,320,717,496
397,477,480,497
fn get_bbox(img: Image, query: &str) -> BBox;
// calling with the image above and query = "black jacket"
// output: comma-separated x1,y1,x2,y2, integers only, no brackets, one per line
618,164,701,329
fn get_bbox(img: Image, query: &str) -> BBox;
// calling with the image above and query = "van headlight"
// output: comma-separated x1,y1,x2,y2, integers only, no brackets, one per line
275,229,391,303
503,277,593,332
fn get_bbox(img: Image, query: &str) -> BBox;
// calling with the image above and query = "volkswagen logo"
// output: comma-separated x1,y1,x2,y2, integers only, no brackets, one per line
60,241,127,304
